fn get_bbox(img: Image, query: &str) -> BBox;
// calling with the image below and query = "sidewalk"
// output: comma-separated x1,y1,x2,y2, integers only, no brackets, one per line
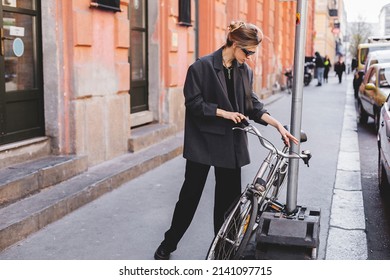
0,76,367,260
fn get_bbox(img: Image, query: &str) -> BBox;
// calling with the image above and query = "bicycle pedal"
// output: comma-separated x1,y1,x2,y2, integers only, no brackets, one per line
267,201,285,212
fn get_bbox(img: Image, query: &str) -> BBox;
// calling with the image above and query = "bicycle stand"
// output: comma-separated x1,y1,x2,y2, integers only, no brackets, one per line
255,206,320,260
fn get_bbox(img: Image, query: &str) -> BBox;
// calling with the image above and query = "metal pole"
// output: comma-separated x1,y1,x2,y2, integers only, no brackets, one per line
286,0,308,214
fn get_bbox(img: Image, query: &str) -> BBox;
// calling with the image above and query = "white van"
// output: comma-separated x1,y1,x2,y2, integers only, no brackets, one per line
367,36,390,43
364,50,390,73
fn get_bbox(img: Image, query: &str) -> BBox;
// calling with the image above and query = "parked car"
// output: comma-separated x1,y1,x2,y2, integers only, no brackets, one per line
377,94,390,193
364,50,390,74
357,63,390,131
353,42,390,98
355,42,390,72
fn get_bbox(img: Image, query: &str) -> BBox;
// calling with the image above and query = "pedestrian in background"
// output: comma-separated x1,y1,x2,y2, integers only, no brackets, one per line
334,56,346,83
314,51,325,86
323,55,331,83
154,20,298,260
353,71,364,98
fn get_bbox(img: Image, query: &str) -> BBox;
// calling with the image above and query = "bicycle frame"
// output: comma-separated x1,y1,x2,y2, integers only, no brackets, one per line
234,123,310,213
254,147,289,209
206,122,311,260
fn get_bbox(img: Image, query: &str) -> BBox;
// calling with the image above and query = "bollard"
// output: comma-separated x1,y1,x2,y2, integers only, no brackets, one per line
255,206,320,260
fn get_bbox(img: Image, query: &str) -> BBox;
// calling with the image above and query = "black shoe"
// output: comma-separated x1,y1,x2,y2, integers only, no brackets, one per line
316,83,322,86
154,245,171,260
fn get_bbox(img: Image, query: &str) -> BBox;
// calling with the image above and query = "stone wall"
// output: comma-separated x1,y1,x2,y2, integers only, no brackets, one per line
41,0,130,166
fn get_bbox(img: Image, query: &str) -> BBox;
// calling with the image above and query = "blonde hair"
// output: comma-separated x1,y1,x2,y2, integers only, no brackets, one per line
226,21,263,48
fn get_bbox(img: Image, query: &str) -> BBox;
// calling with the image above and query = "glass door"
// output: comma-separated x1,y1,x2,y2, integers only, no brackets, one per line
129,0,148,113
0,0,44,144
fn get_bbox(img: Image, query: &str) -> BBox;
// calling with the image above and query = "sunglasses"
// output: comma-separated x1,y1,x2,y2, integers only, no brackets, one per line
241,47,256,57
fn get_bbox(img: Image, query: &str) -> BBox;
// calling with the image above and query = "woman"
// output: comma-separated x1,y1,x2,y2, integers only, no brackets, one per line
314,51,325,86
323,55,331,83
154,21,298,260
334,56,346,83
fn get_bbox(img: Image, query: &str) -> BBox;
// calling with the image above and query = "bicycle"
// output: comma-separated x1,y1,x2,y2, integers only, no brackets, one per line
206,120,311,260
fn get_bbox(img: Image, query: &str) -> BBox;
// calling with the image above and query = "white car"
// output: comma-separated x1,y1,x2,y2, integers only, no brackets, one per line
364,49,390,73
378,93,390,193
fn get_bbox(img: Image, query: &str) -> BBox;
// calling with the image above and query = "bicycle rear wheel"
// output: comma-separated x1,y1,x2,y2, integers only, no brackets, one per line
206,191,258,260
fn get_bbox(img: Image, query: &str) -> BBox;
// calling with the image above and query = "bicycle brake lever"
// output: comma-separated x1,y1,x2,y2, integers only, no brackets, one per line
241,118,250,126
302,150,312,167
233,121,251,132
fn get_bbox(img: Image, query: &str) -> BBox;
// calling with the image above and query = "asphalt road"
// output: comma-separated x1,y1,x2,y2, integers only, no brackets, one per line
357,117,390,259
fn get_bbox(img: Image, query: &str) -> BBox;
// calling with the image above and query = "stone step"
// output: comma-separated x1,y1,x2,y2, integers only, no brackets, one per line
128,123,177,152
0,133,183,252
0,155,88,208
0,137,50,169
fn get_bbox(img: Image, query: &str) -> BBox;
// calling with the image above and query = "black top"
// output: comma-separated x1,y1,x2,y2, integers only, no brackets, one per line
315,54,324,68
182,47,268,168
223,65,237,111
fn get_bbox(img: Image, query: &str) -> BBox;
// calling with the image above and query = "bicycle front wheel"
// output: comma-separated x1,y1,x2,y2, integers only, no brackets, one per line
206,191,258,260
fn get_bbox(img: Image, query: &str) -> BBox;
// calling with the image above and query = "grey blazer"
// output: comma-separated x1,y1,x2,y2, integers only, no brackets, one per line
183,47,268,169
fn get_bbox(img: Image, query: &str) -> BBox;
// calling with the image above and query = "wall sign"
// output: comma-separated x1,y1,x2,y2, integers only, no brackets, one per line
9,26,25,37
13,37,24,57
90,0,121,12
2,0,17,8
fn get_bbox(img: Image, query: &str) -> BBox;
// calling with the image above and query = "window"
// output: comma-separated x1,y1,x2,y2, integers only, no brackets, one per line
379,68,390,88
90,0,121,12
178,0,191,26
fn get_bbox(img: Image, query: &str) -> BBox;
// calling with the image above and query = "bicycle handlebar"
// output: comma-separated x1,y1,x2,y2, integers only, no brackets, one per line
233,121,312,166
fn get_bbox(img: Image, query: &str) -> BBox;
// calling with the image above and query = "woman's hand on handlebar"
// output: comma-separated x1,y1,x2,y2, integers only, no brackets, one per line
260,114,299,147
216,108,246,124
277,125,299,147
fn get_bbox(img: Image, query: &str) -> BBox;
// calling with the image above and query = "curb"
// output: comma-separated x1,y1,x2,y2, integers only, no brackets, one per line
325,82,368,259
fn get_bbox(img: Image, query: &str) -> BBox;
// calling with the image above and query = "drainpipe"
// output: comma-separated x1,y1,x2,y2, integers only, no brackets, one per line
194,0,199,59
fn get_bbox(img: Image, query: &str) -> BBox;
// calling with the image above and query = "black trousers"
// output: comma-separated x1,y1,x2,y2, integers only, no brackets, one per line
337,73,343,83
161,159,242,252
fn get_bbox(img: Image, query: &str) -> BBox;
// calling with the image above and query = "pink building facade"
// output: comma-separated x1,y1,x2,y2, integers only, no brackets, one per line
0,0,315,168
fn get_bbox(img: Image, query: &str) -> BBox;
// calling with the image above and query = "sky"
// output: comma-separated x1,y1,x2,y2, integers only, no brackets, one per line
343,0,390,22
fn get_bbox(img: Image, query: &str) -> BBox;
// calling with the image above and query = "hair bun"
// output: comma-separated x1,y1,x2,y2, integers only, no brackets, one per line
225,21,262,47
228,21,245,33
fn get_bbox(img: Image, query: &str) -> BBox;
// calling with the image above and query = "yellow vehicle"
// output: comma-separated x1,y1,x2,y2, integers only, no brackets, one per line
357,42,390,71
357,63,390,131
353,43,390,98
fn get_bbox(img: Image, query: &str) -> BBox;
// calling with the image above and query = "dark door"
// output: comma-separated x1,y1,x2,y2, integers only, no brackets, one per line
129,0,148,113
0,0,44,145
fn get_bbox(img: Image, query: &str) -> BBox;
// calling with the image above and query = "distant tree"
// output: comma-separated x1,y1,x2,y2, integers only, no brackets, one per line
348,16,373,58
